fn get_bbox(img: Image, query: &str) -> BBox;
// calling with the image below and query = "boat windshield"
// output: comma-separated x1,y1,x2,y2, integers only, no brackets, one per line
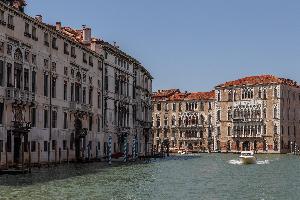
241,152,254,156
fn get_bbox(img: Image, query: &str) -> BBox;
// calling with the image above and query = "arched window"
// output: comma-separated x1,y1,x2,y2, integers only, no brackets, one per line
14,48,23,62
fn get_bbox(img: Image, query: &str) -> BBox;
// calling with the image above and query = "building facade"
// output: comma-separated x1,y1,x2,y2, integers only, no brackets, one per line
215,75,300,153
0,0,152,167
152,89,215,152
153,75,300,154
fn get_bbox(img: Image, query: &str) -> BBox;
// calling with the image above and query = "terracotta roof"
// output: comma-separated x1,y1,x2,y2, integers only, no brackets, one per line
153,89,215,101
152,89,180,100
216,75,299,88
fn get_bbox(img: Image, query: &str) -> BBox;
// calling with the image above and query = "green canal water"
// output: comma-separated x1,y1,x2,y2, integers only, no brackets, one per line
0,154,300,200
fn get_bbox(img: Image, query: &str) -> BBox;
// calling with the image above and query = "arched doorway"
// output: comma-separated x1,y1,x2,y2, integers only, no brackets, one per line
236,140,240,151
243,141,250,151
187,143,193,150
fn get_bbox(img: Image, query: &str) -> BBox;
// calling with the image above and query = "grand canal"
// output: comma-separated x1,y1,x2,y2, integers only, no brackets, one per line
0,154,300,200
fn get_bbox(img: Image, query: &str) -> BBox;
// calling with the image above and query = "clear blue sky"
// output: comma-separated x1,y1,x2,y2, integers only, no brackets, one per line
27,0,300,92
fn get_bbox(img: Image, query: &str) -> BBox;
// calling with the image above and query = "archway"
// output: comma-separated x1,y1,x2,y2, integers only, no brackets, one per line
242,141,250,151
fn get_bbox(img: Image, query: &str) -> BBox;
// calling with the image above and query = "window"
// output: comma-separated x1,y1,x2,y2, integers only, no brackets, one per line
0,140,3,153
89,116,93,131
228,126,231,136
172,103,176,111
83,52,87,63
51,78,56,98
0,60,3,86
71,46,76,58
52,110,57,128
52,37,58,49
52,140,56,150
44,141,48,152
157,103,161,111
64,42,69,55
64,81,68,100
98,93,101,108
0,103,3,124
89,56,93,66
71,83,74,101
274,106,278,119
44,74,48,97
24,69,29,91
44,32,49,46
31,71,36,93
89,87,93,105
7,14,14,29
31,107,36,127
217,110,221,121
217,91,221,101
32,26,38,41
7,44,12,55
242,88,254,99
44,110,48,128
63,112,68,129
31,141,36,152
0,9,4,22
24,22,30,37
97,117,101,132
63,140,67,150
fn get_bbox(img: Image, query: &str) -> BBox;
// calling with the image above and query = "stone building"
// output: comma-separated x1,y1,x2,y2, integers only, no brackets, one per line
215,75,300,153
0,0,152,167
152,89,215,152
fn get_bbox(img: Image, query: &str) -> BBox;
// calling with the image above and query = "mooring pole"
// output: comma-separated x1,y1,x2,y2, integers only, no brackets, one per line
28,143,31,173
5,142,8,169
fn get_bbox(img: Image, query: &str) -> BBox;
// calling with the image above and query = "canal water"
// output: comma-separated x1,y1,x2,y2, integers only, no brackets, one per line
0,154,300,200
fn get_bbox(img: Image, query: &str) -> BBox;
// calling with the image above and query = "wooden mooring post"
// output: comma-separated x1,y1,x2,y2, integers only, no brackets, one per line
5,143,8,169
38,143,41,168
55,145,58,164
28,143,31,173
21,142,25,172
67,148,69,164
59,148,61,164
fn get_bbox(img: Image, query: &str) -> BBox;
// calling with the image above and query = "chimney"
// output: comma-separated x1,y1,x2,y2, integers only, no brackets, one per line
35,15,43,22
82,25,91,44
56,22,62,31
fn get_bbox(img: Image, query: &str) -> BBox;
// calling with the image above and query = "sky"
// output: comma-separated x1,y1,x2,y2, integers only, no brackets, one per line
26,0,300,92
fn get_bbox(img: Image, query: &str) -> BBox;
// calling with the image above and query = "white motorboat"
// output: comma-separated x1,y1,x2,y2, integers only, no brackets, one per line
239,151,256,164
177,150,186,155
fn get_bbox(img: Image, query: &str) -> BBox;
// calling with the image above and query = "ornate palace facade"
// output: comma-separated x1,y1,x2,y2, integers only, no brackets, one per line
154,75,300,154
152,89,215,152
0,0,152,167
215,75,300,153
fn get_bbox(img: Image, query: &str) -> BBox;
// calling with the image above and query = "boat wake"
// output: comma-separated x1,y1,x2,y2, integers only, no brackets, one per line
228,159,270,165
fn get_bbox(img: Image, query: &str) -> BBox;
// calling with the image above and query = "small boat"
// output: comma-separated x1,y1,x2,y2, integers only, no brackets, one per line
239,151,256,164
177,150,186,155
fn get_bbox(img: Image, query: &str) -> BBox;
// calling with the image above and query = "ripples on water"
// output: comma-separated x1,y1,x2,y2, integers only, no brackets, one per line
228,159,270,165
1,154,300,200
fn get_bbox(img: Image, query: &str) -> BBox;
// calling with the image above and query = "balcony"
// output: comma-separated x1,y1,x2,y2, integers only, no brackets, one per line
69,101,92,113
231,133,263,138
6,88,35,103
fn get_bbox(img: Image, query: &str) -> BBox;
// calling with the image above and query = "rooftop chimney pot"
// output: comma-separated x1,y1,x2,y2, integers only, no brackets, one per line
56,22,62,31
35,15,43,22
82,25,91,44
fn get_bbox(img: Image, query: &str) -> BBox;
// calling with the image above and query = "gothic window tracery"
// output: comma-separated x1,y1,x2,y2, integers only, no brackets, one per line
14,48,23,62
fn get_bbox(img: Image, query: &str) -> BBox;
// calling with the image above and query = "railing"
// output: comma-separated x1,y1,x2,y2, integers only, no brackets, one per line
231,133,263,138
69,101,92,113
6,88,35,102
